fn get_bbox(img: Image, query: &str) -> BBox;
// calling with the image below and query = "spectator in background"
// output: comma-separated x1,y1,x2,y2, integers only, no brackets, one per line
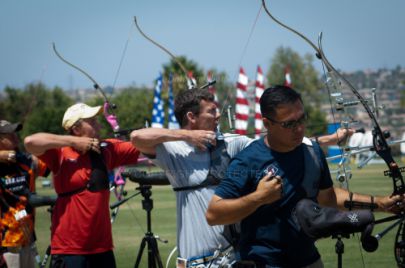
0,120,49,268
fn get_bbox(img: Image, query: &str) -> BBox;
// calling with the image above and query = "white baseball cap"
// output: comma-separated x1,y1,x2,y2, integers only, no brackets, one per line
62,103,103,130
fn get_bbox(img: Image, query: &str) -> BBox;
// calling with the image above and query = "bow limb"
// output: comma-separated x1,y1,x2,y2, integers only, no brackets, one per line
52,42,118,122
261,0,320,59
395,221,405,267
52,43,110,102
261,0,352,186
133,16,196,89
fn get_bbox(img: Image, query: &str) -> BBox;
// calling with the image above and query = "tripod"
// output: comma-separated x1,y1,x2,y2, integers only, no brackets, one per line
134,184,164,268
332,233,350,268
110,184,164,268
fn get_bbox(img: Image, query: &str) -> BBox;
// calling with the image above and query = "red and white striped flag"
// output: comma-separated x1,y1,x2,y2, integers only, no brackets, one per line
235,67,249,135
284,66,292,87
255,66,265,139
207,71,219,108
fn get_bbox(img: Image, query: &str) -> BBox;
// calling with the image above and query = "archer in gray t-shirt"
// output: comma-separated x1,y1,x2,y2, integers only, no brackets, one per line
154,134,251,260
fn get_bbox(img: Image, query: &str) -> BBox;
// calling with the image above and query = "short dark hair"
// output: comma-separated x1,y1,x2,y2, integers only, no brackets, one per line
260,85,303,118
174,89,215,127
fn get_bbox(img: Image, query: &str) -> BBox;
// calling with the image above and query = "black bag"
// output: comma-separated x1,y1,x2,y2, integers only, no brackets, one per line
295,198,374,240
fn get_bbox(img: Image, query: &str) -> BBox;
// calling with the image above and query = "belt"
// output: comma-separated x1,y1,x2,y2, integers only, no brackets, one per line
188,246,234,267
232,261,267,268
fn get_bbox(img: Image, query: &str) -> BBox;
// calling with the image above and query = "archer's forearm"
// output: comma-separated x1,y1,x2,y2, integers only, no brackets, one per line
319,187,383,211
130,128,191,155
206,193,263,226
24,133,77,156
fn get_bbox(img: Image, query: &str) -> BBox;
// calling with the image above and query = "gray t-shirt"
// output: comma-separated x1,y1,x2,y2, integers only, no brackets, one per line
154,134,252,260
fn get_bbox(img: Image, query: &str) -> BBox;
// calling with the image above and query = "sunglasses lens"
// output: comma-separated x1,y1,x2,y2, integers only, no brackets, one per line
282,121,295,129
282,115,306,129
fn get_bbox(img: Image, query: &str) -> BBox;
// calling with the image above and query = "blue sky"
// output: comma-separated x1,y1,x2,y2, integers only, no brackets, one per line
1,0,404,91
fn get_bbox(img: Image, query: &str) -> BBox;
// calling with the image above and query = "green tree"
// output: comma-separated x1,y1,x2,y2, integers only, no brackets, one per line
162,56,205,94
87,87,154,139
23,86,73,136
0,83,73,141
267,46,328,136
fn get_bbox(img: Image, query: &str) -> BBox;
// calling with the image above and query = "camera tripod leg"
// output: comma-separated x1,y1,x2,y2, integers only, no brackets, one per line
134,238,147,268
134,233,163,268
149,235,163,268
39,245,51,268
131,185,164,268
334,236,344,268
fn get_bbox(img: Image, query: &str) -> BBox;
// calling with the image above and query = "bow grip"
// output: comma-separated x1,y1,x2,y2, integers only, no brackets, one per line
104,102,120,131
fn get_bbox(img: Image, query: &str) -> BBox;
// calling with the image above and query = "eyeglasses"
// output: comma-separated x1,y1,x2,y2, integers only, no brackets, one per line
70,117,98,131
266,113,307,129
82,117,98,125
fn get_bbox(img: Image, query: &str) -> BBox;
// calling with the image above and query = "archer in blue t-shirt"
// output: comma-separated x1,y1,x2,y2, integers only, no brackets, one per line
206,85,404,268
214,137,331,267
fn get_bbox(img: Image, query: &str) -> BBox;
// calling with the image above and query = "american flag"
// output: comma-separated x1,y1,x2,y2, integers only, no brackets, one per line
168,73,179,129
151,73,165,128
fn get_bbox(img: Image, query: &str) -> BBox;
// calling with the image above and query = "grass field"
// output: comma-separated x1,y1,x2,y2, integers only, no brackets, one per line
33,162,401,268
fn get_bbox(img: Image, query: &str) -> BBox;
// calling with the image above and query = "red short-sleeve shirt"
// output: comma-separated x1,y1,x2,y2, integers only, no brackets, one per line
39,139,139,254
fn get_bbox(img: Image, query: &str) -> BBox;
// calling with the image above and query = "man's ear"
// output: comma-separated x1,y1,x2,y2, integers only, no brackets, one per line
71,124,81,136
186,111,196,125
262,117,271,130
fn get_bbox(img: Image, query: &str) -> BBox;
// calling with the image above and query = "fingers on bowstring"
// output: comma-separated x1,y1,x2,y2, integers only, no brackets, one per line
86,138,101,154
204,133,216,145
92,138,101,154
86,142,92,152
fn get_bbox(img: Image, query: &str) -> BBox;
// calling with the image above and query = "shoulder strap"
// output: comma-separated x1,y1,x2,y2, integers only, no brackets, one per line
173,177,220,192
173,139,230,192
222,222,241,250
58,151,109,197
301,140,323,199
57,186,87,198
31,155,39,179
86,151,109,192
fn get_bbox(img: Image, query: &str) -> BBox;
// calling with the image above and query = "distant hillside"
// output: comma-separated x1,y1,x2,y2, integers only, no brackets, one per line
342,66,405,90
319,65,405,140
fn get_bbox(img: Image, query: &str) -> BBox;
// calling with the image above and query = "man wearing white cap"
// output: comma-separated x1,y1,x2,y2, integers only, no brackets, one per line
24,103,140,268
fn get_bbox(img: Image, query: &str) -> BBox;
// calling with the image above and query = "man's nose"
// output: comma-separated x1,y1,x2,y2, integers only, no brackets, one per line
215,111,221,120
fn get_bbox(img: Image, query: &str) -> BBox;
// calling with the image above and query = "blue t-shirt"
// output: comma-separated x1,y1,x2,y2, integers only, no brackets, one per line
215,138,333,267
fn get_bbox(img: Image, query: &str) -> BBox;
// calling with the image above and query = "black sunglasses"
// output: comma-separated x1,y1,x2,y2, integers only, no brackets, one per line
266,113,307,129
